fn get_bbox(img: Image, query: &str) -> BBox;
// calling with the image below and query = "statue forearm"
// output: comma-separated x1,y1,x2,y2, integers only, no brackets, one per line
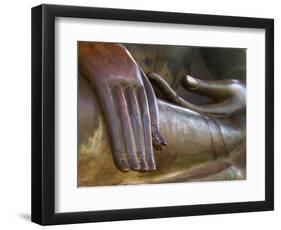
78,76,245,186
156,100,245,169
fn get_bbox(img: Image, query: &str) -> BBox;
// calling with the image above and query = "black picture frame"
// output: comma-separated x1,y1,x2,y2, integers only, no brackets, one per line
31,4,274,225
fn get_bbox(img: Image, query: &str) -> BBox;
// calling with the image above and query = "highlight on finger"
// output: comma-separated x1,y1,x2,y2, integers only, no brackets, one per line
140,70,167,151
111,84,140,171
124,86,149,171
95,84,130,172
136,87,156,171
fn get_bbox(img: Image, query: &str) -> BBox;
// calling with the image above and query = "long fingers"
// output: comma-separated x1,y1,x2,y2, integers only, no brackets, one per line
96,83,130,171
136,87,156,170
140,69,167,150
112,85,140,171
125,87,149,171
98,82,156,172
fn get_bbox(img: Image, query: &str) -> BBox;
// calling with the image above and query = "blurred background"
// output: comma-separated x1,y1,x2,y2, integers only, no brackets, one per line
124,43,246,105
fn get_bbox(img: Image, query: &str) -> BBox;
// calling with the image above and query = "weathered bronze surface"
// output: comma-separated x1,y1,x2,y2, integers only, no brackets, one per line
79,42,166,172
78,75,245,186
147,72,246,117
78,42,246,186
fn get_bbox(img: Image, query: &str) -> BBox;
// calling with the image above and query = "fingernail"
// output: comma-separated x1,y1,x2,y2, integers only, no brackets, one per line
132,162,141,171
148,157,157,171
151,164,157,171
127,155,141,171
141,167,149,172
160,135,167,146
119,159,130,172
186,75,199,89
140,158,149,172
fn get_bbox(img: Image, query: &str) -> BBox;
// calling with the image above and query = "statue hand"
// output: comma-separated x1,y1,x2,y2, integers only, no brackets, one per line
147,72,245,117
79,43,165,172
181,75,246,117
